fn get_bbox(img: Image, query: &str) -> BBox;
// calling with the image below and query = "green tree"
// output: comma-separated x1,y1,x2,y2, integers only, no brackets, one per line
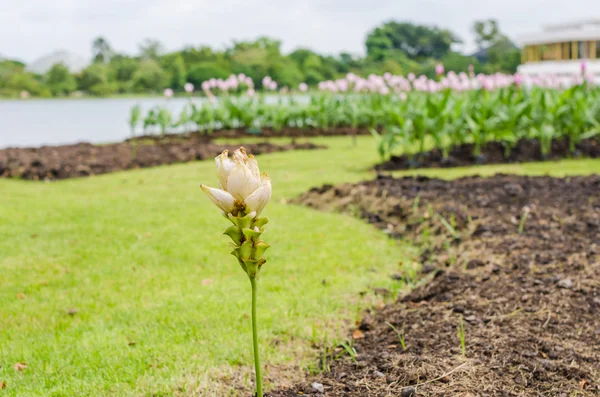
78,64,116,96
45,63,77,96
473,19,500,50
131,59,168,92
471,20,521,73
110,55,139,82
187,62,229,86
366,21,460,61
161,53,187,90
139,38,164,59
92,36,113,63
441,52,479,73
0,71,49,97
227,37,284,87
272,59,304,88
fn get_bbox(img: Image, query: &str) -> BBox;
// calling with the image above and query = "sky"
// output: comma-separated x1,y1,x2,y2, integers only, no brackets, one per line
1,0,600,64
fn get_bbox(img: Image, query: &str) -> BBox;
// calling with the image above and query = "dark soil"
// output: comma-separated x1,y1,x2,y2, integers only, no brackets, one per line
127,126,373,143
270,174,600,396
375,138,600,171
0,140,324,181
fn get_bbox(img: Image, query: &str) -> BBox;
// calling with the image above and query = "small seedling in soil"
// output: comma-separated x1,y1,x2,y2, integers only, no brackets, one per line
457,317,466,356
421,223,431,247
338,341,358,363
412,195,421,214
427,203,434,219
308,338,332,375
386,322,407,350
437,213,459,239
518,206,531,234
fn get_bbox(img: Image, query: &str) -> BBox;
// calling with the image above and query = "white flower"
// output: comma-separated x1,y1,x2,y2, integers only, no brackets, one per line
201,148,271,216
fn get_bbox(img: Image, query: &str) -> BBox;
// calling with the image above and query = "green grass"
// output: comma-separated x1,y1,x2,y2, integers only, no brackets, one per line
1,136,598,396
0,136,407,397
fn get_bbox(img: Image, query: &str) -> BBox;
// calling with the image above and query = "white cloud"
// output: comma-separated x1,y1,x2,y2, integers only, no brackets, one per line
1,0,599,63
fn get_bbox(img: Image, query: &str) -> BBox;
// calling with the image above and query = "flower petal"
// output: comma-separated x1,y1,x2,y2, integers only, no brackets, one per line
201,185,236,213
227,162,260,200
246,155,261,179
215,151,236,190
232,147,249,163
244,175,271,216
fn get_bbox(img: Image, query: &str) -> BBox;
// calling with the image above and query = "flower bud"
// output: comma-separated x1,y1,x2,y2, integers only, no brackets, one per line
202,147,271,217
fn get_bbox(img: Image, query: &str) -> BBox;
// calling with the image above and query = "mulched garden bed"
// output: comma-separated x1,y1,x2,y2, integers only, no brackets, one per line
126,126,373,143
375,138,600,171
0,140,324,181
270,174,600,396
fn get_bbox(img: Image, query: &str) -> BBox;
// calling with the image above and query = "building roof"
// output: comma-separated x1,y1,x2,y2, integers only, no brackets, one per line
517,19,600,46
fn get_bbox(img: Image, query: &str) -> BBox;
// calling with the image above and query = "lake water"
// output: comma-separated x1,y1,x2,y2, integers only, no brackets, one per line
0,97,196,149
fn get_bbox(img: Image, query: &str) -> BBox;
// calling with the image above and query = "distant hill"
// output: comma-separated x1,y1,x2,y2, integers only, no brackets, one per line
26,50,88,74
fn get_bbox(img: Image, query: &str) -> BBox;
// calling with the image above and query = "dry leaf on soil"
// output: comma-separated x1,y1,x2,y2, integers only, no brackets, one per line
13,363,27,372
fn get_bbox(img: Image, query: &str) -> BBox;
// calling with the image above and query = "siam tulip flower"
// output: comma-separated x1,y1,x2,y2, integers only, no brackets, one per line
436,63,445,76
378,86,390,95
407,73,416,81
163,88,174,98
201,148,271,217
513,73,523,87
581,61,587,75
184,83,194,93
336,79,349,92
298,82,308,92
237,73,246,82
262,76,272,87
269,81,277,91
201,147,272,397
247,88,255,97
201,81,210,91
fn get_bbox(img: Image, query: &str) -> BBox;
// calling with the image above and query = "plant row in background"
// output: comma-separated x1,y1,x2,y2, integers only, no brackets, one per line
131,73,600,160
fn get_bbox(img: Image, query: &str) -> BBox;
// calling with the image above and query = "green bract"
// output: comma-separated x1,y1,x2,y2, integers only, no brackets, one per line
227,215,270,278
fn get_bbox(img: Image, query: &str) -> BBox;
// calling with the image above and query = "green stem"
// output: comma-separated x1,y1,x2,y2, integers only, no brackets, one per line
250,277,263,397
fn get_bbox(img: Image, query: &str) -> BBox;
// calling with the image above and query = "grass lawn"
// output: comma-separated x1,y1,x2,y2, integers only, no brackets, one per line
1,136,598,396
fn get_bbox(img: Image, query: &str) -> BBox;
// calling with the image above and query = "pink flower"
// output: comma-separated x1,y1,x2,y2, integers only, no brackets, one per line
247,88,255,97
184,83,194,93
298,82,308,92
581,61,587,74
435,64,444,76
400,92,407,101
513,73,523,87
163,88,174,98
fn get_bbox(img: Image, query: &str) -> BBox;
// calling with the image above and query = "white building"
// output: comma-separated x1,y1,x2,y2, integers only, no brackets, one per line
517,19,600,77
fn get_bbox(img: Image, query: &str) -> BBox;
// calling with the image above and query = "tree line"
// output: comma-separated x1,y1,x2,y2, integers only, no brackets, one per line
0,19,521,98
